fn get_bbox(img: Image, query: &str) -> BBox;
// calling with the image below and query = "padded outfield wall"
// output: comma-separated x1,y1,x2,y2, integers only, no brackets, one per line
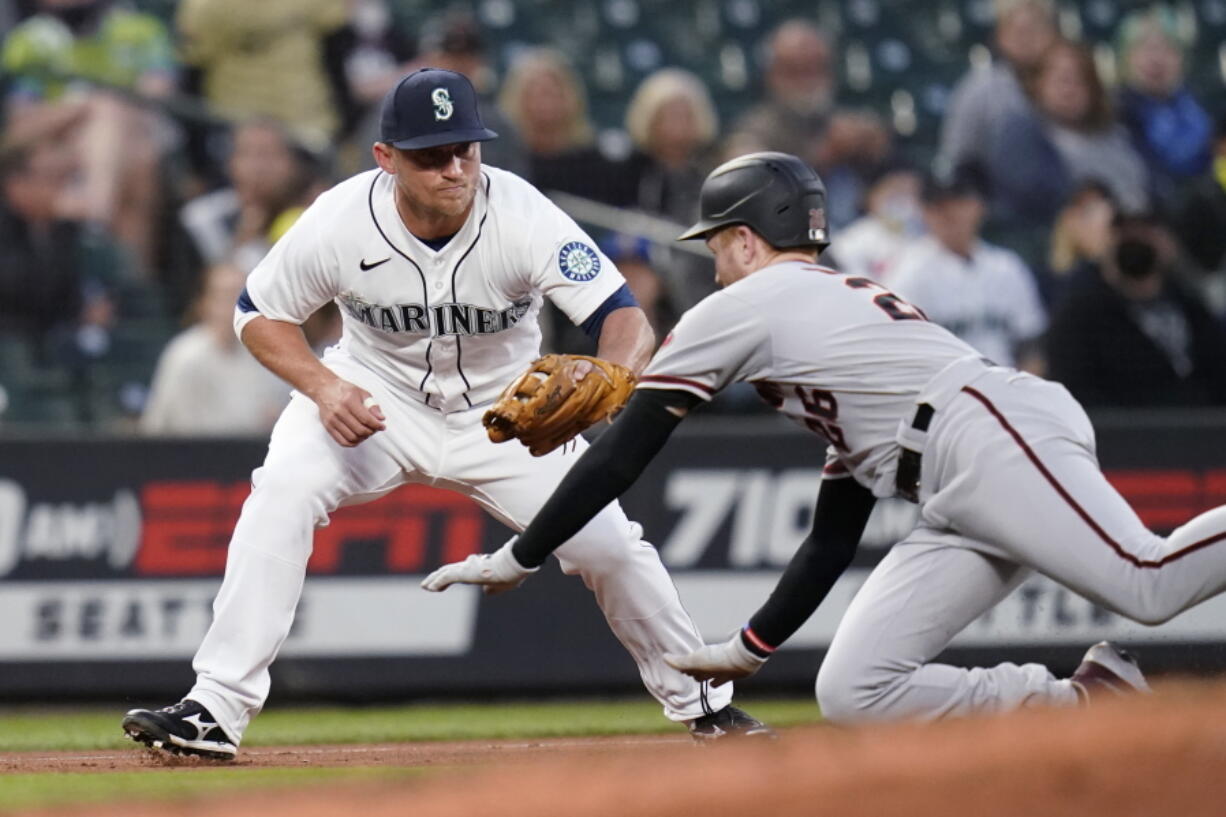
0,410,1224,700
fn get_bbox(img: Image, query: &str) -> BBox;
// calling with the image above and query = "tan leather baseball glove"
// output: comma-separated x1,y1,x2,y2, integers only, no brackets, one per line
483,354,636,456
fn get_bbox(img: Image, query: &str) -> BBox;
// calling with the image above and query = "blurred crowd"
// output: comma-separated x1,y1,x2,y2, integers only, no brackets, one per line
0,0,1224,435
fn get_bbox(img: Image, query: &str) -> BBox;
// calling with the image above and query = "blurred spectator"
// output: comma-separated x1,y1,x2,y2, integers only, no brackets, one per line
176,0,349,146
826,158,923,287
1,0,178,272
725,19,890,227
342,0,417,113
602,234,665,335
1177,115,1226,281
180,118,326,280
725,19,833,154
890,168,1046,370
1116,6,1213,209
626,67,719,313
990,39,1150,225
939,0,1058,173
0,137,126,361
1,0,176,100
1043,181,1117,305
499,47,635,205
141,262,288,435
348,7,524,176
724,19,835,161
810,110,893,230
1045,214,1226,407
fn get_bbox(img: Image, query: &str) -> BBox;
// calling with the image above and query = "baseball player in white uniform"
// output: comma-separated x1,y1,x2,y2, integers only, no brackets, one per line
424,151,1226,723
888,171,1047,368
121,69,768,759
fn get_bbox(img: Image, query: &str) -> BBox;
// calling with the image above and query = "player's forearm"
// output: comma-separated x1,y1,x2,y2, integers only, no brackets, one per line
240,315,340,400
511,390,684,567
746,479,877,648
595,306,654,375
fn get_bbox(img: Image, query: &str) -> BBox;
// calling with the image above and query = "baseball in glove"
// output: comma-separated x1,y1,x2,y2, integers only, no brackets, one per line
483,354,636,456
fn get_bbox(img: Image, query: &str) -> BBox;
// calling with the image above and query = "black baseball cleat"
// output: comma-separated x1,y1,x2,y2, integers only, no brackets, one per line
122,700,237,760
687,705,777,742
1070,641,1153,703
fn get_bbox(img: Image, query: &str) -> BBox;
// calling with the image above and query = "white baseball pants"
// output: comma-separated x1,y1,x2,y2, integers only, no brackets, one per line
817,366,1226,722
188,356,727,743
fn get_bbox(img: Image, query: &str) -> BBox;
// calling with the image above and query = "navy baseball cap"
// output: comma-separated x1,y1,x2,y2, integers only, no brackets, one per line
379,68,498,150
921,162,988,203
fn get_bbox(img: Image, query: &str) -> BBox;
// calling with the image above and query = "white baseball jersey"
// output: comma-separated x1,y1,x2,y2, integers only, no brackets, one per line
637,261,977,497
235,166,624,413
190,163,730,742
888,235,1046,367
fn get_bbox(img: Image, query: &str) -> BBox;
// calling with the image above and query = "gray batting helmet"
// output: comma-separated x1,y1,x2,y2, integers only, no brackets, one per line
678,151,829,250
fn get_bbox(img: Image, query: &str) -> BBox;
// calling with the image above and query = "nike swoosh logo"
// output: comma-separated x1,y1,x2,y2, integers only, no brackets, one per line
360,257,391,271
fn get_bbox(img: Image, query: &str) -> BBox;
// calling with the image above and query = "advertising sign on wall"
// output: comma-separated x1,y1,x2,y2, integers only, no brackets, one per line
1,413,1224,699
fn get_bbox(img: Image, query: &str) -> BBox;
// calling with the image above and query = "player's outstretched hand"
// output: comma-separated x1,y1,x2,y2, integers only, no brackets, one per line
314,379,386,448
421,538,539,595
664,633,769,687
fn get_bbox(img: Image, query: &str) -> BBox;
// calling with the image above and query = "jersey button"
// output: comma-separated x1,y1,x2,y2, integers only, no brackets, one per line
434,282,443,290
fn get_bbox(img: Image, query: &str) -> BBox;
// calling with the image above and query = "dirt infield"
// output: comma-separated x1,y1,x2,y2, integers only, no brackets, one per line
0,734,687,774
22,681,1226,817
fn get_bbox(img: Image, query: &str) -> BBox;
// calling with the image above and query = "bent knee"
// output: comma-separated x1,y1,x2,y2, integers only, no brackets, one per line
1099,581,1185,626
247,465,339,524
1116,600,1179,627
816,656,892,724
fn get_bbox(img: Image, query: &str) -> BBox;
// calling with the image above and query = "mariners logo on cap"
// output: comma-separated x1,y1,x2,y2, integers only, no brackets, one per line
431,88,454,121
558,241,601,282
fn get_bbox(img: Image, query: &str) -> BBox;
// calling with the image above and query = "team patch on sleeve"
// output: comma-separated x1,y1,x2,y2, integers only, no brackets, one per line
558,241,601,282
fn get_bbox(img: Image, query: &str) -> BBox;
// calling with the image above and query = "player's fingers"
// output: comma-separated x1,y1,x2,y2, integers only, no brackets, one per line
339,408,382,442
353,411,385,435
570,359,594,380
327,415,363,447
421,567,453,592
360,395,387,427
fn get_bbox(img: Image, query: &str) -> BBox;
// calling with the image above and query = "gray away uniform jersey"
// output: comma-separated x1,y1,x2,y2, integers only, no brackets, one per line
646,259,1226,723
638,261,978,496
236,165,623,412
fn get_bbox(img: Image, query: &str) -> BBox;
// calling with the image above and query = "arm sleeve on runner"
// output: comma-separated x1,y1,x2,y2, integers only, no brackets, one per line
745,477,877,648
511,388,701,568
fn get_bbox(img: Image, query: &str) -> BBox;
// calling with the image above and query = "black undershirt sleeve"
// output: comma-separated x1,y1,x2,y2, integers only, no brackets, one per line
745,477,877,649
511,388,704,568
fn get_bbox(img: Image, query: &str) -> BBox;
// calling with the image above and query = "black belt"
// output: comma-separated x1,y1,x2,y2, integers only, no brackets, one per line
895,403,934,503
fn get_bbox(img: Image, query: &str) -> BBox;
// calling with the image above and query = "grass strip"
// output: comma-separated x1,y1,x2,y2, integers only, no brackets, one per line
0,766,417,812
0,697,819,752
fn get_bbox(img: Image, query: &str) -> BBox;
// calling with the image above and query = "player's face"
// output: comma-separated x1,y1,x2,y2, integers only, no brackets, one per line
379,141,481,221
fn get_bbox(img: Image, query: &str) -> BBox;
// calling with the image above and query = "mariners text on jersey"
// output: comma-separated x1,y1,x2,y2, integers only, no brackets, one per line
339,294,532,336
236,165,626,412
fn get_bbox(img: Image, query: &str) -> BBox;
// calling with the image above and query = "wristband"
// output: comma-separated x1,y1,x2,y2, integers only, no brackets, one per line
740,626,776,659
